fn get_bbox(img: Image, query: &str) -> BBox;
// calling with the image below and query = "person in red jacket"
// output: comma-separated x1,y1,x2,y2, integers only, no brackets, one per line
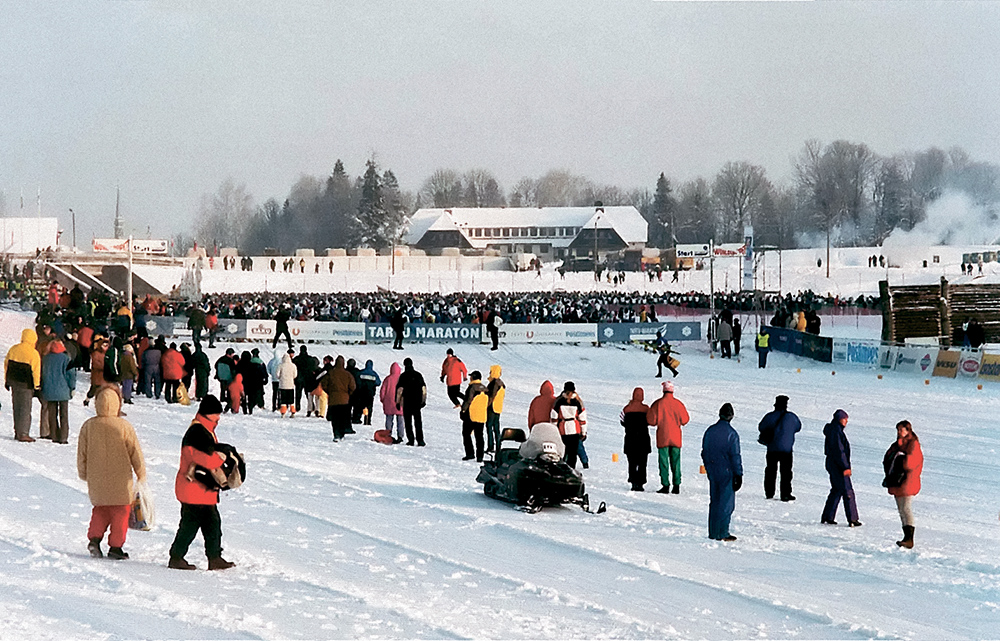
646,380,690,494
227,373,243,414
527,380,556,430
883,420,924,549
167,395,235,570
161,343,186,404
440,349,468,408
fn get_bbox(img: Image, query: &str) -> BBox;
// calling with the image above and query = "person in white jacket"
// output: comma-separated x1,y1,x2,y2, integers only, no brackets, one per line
276,350,298,417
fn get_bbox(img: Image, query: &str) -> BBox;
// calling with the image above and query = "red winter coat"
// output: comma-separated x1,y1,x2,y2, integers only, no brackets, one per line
174,415,224,505
441,355,468,386
888,434,923,497
527,380,556,429
228,374,243,413
77,326,95,349
380,362,403,416
647,393,690,448
161,348,186,382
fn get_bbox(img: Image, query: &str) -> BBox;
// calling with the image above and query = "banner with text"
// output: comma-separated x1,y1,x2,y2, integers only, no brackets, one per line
977,353,1000,383
366,323,482,343
893,346,938,375
932,349,961,378
289,321,366,342
494,324,598,344
597,322,701,343
832,338,882,366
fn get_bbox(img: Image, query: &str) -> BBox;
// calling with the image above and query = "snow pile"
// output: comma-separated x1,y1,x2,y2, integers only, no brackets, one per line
1,333,999,639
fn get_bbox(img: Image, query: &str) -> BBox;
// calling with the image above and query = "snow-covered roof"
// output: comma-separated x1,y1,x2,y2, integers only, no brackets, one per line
404,206,647,247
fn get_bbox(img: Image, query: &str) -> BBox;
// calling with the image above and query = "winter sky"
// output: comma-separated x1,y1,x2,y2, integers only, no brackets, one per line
2,1,999,242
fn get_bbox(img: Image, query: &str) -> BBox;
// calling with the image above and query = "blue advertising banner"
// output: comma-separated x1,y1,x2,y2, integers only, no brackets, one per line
765,326,833,363
597,322,702,343
366,323,482,343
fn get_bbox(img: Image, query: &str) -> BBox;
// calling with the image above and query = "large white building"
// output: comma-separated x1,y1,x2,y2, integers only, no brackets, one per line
404,206,648,261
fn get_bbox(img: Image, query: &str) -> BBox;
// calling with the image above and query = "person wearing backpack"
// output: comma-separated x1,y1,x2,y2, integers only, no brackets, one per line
460,370,488,461
757,395,802,501
214,348,236,404
882,420,923,548
167,395,235,571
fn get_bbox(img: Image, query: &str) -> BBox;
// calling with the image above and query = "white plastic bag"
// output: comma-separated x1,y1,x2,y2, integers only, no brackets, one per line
128,480,156,531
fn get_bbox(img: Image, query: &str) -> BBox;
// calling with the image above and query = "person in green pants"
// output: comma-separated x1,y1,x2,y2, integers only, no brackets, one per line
646,381,690,494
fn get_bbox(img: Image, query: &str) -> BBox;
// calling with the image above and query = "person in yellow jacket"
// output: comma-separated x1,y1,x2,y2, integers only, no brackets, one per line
485,365,506,454
460,371,489,462
5,328,41,442
756,330,771,368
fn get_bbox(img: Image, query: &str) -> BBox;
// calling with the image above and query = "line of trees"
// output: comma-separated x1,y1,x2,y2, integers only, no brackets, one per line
191,141,1000,254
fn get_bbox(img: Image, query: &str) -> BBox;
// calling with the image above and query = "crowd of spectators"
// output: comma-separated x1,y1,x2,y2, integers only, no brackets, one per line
159,289,881,325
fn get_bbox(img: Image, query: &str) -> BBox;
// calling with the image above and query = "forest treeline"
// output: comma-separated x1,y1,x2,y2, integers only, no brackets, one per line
189,141,1000,254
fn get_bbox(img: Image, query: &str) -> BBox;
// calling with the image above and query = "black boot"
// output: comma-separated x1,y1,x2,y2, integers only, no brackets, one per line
671,485,680,494
88,537,103,558
897,525,915,549
107,546,129,560
657,485,670,494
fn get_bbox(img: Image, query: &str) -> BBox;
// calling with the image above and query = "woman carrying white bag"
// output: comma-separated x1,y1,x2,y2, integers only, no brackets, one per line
77,388,147,560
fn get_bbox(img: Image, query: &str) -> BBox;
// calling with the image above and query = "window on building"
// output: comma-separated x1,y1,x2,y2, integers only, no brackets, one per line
484,228,492,237
529,227,537,236
493,228,501,236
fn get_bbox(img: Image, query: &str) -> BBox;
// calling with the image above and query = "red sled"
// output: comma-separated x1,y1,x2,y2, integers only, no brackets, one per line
373,429,393,445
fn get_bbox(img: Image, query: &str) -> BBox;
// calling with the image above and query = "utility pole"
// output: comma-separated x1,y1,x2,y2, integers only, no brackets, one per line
114,185,124,239
69,209,76,250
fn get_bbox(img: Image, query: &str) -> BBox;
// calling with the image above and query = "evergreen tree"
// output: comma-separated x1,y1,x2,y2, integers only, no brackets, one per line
651,173,676,248
355,159,388,248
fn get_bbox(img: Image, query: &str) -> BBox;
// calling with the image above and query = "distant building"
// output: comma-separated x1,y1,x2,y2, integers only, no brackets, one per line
404,206,648,261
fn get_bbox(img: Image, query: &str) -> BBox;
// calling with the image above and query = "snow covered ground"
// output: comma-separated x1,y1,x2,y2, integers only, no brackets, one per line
2,322,999,639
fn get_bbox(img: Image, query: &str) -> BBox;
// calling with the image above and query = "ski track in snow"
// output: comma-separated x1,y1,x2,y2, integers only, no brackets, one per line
2,336,1000,639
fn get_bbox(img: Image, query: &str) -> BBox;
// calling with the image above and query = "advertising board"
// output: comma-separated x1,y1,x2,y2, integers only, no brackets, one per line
597,322,701,343
932,349,960,378
289,321,366,342
958,351,982,378
832,339,881,366
495,324,598,344
977,353,1000,382
366,323,482,343
894,346,938,375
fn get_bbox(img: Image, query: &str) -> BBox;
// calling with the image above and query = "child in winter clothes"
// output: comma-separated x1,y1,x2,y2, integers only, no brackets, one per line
227,373,244,414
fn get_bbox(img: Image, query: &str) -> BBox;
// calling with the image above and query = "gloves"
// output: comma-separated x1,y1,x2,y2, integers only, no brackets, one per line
732,475,743,492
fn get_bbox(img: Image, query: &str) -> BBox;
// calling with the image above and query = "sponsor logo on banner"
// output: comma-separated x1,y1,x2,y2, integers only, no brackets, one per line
496,324,598,343
833,339,881,366
894,347,937,374
248,321,276,337
289,321,366,341
978,354,1000,382
959,351,981,377
932,350,960,378
597,322,701,343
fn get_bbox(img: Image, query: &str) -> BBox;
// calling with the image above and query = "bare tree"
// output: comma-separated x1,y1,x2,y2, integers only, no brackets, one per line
420,169,462,208
462,169,505,207
509,177,538,208
712,161,771,242
195,178,256,249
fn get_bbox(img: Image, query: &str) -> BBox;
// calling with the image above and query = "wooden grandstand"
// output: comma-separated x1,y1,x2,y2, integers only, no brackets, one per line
880,278,1000,345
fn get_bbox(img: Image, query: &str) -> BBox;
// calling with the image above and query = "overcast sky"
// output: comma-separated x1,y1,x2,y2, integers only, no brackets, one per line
2,1,999,244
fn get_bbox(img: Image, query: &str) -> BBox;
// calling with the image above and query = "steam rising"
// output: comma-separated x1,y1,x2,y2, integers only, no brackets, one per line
883,192,1000,248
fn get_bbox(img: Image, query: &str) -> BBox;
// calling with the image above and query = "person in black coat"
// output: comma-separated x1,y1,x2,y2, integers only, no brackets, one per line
390,308,406,350
620,387,651,491
757,395,802,501
395,358,426,446
732,318,742,356
272,305,293,351
821,409,861,526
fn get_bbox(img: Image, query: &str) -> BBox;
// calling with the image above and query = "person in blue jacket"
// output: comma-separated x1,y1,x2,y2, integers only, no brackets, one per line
354,360,382,425
821,409,862,527
701,403,743,541
757,395,802,501
40,340,77,444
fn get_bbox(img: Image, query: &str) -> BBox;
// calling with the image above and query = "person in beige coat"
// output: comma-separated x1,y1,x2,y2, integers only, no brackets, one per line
77,388,146,560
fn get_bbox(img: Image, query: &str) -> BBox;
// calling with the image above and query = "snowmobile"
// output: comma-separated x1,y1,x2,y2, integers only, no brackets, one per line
476,424,605,514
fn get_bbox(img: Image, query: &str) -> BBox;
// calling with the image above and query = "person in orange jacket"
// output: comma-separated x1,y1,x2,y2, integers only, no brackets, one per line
227,373,244,414
646,380,690,494
440,349,468,408
167,395,235,571
883,420,924,548
161,342,187,404
527,380,556,431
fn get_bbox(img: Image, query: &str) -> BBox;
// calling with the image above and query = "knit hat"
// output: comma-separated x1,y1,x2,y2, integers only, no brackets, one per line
662,380,674,393
198,395,224,416
470,370,482,381
833,409,849,421
563,381,576,393
719,403,735,420
774,395,789,409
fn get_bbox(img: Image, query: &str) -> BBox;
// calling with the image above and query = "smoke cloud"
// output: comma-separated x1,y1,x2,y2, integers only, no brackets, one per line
883,192,1000,248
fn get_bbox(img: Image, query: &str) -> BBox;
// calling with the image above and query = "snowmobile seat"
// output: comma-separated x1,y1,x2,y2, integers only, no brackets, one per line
500,427,527,443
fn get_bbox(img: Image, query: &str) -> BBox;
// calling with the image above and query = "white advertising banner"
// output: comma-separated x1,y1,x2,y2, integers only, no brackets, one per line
893,346,938,375
93,238,169,254
492,324,598,344
832,338,882,366
288,321,366,342
958,350,982,378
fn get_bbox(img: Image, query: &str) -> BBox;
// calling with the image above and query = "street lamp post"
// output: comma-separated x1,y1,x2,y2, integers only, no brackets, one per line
68,208,76,250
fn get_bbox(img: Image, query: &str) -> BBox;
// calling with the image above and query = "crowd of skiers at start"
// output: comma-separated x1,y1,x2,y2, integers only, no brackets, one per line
621,383,923,546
